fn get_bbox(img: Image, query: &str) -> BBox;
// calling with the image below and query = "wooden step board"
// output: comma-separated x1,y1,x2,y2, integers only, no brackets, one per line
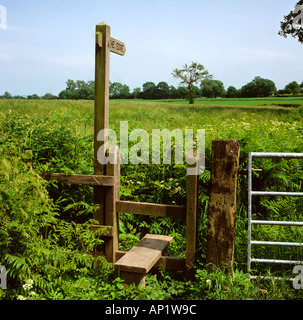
115,234,173,287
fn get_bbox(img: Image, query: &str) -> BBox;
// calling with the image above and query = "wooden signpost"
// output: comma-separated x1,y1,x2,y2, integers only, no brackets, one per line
93,22,126,229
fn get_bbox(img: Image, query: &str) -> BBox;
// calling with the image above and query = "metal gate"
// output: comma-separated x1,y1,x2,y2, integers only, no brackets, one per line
248,152,303,279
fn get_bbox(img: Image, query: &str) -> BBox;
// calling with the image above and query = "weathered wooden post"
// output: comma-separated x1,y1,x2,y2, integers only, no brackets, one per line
206,140,240,271
105,146,120,263
93,22,126,255
185,150,199,269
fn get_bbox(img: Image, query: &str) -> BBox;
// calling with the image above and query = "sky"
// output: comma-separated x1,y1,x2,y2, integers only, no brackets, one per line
0,0,302,96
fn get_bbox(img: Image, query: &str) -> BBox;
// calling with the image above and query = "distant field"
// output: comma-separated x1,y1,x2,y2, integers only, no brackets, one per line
1,96,302,166
155,97,303,110
1,96,302,150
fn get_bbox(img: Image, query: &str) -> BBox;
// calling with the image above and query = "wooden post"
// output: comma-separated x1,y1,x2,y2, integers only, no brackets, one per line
93,22,111,226
93,22,125,256
206,140,240,272
105,146,120,263
185,150,199,269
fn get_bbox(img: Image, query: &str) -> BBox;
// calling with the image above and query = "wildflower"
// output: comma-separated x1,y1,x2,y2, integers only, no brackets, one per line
175,187,181,193
22,279,33,291
206,279,212,287
22,283,33,290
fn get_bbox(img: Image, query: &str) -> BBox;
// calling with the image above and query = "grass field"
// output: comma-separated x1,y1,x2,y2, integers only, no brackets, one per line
1,96,303,300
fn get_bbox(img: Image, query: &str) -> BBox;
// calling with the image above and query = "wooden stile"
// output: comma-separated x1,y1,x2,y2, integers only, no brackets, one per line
36,23,206,285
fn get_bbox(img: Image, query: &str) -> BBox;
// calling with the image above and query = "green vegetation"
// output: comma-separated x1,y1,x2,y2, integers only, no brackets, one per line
1,97,303,300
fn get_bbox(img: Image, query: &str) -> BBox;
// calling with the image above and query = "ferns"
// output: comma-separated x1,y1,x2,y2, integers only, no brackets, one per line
0,135,105,298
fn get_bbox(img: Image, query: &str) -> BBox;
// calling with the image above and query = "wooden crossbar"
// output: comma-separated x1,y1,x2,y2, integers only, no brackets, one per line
39,173,114,186
116,200,186,219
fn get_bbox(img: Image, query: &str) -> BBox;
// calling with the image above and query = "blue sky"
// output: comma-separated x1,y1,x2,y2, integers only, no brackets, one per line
0,0,302,96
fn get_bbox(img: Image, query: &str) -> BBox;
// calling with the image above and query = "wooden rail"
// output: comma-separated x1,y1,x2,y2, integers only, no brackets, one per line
116,200,186,220
39,173,114,186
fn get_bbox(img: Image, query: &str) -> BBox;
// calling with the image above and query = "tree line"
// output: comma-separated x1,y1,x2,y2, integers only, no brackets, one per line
1,77,303,101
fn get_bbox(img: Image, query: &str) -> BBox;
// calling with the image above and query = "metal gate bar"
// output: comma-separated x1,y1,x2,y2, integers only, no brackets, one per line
247,152,303,278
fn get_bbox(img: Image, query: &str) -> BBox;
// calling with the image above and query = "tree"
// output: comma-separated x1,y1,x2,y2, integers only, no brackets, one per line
172,62,211,104
42,93,57,100
226,86,238,98
155,81,170,99
240,76,276,97
58,90,74,99
58,79,94,100
169,85,181,99
132,87,141,99
75,80,94,100
27,94,40,99
3,91,12,99
279,0,303,43
109,82,130,99
285,81,301,94
201,79,225,98
177,86,188,99
139,82,157,100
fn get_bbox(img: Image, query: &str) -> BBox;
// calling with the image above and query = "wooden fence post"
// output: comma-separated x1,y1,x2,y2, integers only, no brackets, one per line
206,140,240,272
185,150,199,269
105,146,120,263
